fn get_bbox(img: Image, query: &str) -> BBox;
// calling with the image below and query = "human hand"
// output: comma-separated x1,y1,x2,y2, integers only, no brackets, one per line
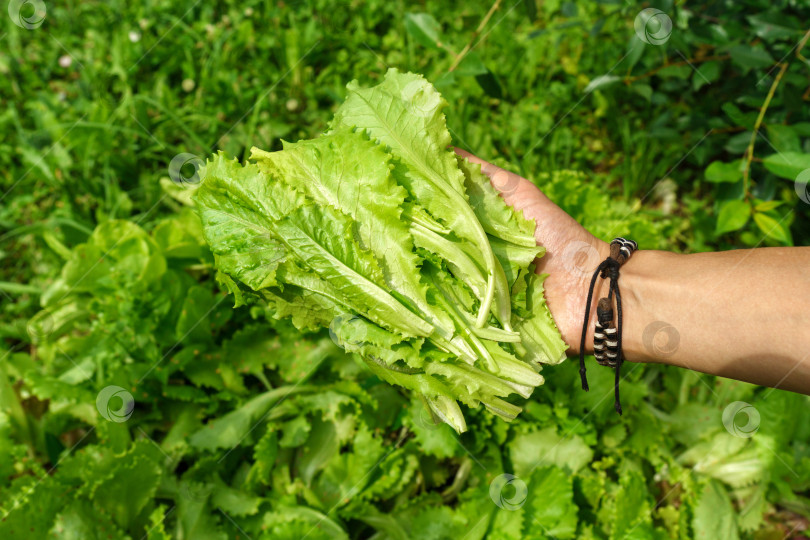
454,149,609,355
456,149,810,395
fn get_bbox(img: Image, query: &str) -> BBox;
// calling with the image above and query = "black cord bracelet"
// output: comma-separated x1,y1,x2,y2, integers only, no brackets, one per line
578,237,638,415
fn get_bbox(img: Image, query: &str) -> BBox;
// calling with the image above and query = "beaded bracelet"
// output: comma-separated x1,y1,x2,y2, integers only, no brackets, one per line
578,237,638,414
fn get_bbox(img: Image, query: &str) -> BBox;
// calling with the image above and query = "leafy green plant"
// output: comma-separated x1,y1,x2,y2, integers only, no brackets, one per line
194,70,567,432
2,1,810,538
5,177,807,539
574,2,810,248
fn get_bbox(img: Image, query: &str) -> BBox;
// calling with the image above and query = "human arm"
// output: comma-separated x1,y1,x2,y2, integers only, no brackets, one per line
454,149,810,395
620,247,810,394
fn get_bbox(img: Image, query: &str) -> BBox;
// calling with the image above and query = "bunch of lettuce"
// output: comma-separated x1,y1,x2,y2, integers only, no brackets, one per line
194,69,566,432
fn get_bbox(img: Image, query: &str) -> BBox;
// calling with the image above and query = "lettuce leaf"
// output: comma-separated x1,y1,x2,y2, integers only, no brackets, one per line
330,69,511,328
194,69,567,431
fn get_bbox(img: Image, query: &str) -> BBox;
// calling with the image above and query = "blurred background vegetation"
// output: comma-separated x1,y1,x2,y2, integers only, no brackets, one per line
2,1,809,538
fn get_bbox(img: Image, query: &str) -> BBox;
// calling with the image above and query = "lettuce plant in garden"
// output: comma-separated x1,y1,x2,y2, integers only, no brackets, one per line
3,2,810,538
5,170,806,540
194,69,567,432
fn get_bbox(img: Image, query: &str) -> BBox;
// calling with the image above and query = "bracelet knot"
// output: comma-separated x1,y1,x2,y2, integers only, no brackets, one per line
577,237,638,415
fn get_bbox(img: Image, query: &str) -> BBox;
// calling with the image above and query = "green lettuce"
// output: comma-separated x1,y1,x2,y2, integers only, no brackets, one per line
193,69,566,431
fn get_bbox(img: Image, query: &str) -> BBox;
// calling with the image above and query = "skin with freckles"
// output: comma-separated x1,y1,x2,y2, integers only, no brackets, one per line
455,148,810,396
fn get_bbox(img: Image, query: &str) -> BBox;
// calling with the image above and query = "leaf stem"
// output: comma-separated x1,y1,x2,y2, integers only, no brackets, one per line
794,27,810,65
742,62,788,198
741,28,810,197
448,0,502,72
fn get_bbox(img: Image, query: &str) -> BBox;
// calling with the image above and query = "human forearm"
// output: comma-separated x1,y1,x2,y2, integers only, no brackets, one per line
611,248,810,394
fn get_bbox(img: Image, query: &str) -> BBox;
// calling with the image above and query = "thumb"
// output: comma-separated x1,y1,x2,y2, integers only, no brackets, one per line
453,148,581,241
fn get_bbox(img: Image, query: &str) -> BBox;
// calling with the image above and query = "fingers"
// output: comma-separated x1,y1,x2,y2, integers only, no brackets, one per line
453,147,482,164
452,147,595,256
453,147,548,211
453,147,507,180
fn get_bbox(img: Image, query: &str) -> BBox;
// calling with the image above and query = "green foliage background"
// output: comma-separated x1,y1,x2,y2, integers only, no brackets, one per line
1,0,809,538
